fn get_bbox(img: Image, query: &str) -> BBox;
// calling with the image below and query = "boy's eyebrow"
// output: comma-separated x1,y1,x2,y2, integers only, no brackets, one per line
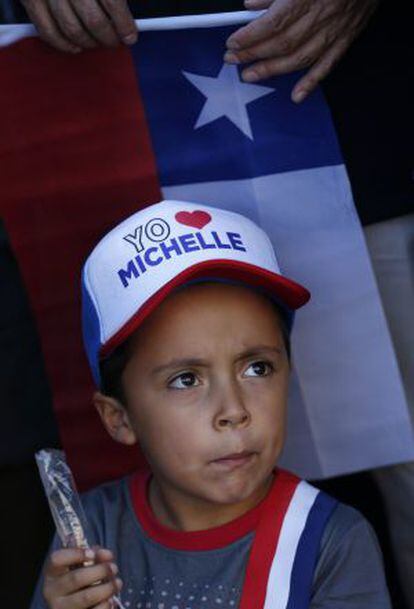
234,346,283,362
151,346,283,376
151,358,208,376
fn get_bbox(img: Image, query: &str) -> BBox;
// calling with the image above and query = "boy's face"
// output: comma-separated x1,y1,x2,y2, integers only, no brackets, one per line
100,283,290,512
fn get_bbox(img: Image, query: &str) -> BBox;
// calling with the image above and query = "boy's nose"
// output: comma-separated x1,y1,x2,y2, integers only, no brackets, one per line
216,410,250,429
213,383,251,430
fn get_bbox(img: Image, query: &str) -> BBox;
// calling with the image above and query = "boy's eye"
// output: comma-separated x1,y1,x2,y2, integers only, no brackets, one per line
168,372,200,389
244,361,273,377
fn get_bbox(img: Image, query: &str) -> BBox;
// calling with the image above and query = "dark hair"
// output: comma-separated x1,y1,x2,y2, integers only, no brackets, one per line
100,337,132,406
99,301,291,406
276,305,291,362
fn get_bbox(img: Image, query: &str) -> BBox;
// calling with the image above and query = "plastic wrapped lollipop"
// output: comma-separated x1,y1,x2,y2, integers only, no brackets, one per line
35,449,126,609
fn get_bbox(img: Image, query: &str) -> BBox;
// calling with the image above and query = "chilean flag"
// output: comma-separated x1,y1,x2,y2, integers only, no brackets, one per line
0,12,412,490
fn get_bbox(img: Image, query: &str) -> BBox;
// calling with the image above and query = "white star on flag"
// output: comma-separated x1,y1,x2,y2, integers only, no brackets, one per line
183,64,275,140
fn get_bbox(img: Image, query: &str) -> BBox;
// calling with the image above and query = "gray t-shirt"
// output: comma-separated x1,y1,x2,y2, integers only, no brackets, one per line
30,470,392,609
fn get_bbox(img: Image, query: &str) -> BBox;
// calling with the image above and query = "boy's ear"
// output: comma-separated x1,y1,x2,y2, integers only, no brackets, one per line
93,391,137,446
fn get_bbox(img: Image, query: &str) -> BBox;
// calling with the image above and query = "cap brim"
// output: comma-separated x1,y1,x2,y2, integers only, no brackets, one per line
100,259,310,358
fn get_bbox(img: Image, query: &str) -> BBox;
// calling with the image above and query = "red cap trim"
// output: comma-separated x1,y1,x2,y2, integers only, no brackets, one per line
101,259,310,358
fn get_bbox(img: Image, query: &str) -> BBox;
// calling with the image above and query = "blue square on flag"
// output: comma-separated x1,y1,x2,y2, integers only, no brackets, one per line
132,25,342,186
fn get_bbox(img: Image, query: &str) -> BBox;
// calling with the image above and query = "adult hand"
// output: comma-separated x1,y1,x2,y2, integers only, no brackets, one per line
21,0,138,53
224,0,379,102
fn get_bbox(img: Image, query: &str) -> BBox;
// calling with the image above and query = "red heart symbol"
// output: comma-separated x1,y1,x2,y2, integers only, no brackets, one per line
175,210,212,230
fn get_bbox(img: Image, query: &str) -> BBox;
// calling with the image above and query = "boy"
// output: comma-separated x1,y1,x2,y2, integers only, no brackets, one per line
31,200,391,609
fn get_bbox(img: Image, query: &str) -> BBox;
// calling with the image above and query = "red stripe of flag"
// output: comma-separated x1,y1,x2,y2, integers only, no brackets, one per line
0,37,161,490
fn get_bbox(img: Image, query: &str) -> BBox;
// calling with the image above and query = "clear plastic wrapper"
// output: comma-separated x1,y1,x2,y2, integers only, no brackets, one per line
36,448,126,609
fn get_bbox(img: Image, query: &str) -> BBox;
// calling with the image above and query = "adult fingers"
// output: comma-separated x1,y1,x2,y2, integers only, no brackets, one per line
239,28,329,82
244,0,273,9
226,0,311,50
48,0,97,49
21,0,82,53
99,0,138,45
70,0,119,47
224,10,319,64
291,35,350,102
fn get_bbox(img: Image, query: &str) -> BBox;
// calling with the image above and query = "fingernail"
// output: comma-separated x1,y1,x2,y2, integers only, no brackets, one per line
226,39,240,51
224,51,239,64
292,89,306,103
242,70,259,82
109,563,118,575
123,33,137,45
115,578,123,590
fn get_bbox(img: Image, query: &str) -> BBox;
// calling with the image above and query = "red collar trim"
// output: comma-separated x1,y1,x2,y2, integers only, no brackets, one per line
128,468,288,551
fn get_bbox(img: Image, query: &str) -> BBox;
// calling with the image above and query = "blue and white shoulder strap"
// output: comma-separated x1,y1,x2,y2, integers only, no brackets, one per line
239,470,338,609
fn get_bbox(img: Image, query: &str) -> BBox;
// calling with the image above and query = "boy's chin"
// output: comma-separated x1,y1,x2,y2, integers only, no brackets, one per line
202,468,273,507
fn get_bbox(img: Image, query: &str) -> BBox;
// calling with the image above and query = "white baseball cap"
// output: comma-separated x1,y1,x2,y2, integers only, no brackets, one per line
82,200,310,384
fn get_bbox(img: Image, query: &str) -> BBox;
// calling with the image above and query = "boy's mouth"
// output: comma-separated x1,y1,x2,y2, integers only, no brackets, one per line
210,450,256,469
